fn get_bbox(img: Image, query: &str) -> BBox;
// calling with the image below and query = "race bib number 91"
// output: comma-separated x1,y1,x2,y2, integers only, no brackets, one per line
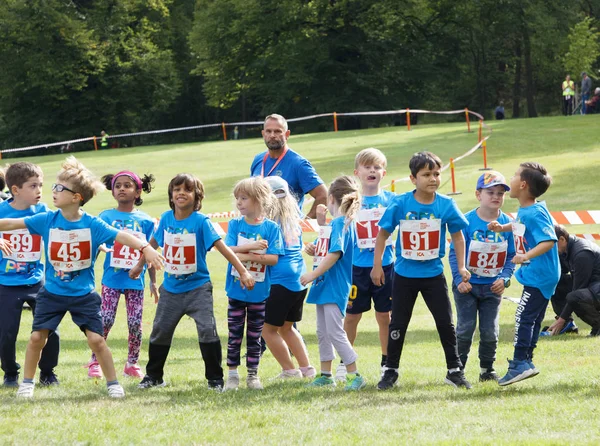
48,228,92,272
2,229,42,262
399,219,441,260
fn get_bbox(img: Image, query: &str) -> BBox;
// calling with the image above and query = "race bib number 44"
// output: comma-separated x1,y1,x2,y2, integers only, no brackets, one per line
313,226,332,268
399,219,441,260
48,228,92,272
467,240,508,278
1,229,42,262
356,208,392,249
110,229,146,269
164,232,197,275
231,235,266,282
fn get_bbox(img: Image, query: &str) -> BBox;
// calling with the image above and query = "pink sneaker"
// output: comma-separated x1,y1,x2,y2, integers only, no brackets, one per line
123,362,144,378
87,360,103,379
301,366,317,378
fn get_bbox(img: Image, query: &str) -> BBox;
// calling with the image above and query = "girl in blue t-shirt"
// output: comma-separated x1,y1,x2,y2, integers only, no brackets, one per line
262,176,316,379
224,177,285,391
86,171,156,380
300,175,366,391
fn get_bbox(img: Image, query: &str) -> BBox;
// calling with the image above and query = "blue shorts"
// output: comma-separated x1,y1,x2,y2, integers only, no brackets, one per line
347,264,393,314
32,288,103,336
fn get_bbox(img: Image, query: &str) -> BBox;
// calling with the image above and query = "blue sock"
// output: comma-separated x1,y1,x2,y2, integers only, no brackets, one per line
23,378,34,384
106,380,119,387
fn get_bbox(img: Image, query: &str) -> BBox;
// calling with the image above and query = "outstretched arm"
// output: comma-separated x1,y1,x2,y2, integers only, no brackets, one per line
0,218,27,231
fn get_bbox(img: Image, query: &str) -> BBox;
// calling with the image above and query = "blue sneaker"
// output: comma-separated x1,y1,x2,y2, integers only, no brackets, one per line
345,374,366,391
306,374,336,388
498,359,534,386
527,360,539,377
3,373,19,388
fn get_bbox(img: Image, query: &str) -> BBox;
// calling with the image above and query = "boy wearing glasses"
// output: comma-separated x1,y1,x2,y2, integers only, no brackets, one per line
0,156,164,399
448,172,515,383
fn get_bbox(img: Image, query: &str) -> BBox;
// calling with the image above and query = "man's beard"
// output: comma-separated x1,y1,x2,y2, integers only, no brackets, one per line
266,140,285,151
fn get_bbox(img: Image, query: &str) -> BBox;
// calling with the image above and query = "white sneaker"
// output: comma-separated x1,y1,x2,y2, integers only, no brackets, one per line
335,363,347,382
381,365,388,378
16,381,35,398
107,383,125,398
247,375,264,390
301,366,317,378
276,369,303,379
224,374,239,391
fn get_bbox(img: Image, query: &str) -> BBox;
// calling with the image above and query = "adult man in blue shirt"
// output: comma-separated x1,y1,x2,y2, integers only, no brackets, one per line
250,114,327,219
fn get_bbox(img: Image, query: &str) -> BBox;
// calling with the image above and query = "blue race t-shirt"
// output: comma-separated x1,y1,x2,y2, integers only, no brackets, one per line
270,225,307,292
306,216,355,316
225,217,285,303
154,210,220,294
514,201,560,299
250,148,323,210
378,191,468,278
0,200,49,286
24,210,119,296
448,208,515,287
353,190,395,268
100,209,156,291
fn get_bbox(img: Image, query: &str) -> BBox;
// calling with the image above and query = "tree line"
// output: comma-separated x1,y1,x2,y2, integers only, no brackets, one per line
1,0,599,148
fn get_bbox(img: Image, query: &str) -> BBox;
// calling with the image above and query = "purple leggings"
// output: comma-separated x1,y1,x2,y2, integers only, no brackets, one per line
91,286,144,364
227,298,266,369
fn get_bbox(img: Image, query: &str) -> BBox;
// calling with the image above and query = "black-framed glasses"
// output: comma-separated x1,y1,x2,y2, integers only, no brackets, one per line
52,183,78,194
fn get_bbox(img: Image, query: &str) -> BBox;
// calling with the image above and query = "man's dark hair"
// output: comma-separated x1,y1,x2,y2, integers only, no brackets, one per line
409,151,442,177
554,224,569,241
519,162,552,198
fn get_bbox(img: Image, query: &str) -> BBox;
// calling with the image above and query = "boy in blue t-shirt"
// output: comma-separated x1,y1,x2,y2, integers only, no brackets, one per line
137,174,255,391
488,162,560,386
0,162,59,388
0,156,164,399
372,152,472,390
449,172,516,382
336,148,395,381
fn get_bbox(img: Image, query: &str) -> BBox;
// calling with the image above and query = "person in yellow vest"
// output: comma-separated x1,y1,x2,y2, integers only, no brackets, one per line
562,75,575,116
100,130,109,149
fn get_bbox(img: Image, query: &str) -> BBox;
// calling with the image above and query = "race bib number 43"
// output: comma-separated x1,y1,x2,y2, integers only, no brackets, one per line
1,229,42,262
110,229,146,269
164,232,197,275
48,228,92,272
467,240,508,278
399,219,441,260
313,226,332,268
356,208,392,249
231,235,266,282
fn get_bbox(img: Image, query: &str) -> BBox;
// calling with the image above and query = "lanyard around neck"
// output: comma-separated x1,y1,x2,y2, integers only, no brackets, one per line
261,147,288,177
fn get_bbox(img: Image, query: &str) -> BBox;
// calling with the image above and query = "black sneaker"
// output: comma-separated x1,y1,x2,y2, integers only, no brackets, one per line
377,368,398,390
3,373,19,388
138,375,166,389
208,379,224,392
589,327,600,337
39,371,60,386
444,370,472,389
479,369,499,382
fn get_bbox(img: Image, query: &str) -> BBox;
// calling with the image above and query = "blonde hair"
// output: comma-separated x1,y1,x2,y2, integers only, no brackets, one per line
233,177,274,219
354,148,387,169
268,188,301,247
329,175,361,228
57,156,104,205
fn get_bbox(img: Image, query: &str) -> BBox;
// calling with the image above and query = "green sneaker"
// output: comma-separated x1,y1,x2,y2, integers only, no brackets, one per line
345,374,366,391
306,374,336,388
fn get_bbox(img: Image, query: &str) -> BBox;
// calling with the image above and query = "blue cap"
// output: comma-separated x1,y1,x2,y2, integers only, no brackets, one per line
476,171,510,191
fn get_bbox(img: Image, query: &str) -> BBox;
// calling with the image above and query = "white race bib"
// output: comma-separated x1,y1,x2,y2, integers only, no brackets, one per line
109,229,146,269
512,222,527,255
164,231,197,275
231,235,266,282
1,229,42,262
467,239,508,278
313,226,332,268
356,208,393,249
399,219,441,260
48,228,92,272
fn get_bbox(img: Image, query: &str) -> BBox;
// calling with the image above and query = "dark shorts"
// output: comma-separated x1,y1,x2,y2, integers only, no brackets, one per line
32,288,103,336
347,264,393,314
264,284,308,327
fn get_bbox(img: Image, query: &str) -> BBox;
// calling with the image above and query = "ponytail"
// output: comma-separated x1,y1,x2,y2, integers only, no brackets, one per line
328,175,361,229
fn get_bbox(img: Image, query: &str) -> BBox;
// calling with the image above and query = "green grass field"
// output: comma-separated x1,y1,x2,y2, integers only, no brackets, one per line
1,115,600,445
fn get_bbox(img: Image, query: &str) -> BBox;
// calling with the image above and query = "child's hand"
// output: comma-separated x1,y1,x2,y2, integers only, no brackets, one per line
457,282,472,293
512,254,529,264
0,238,13,256
300,272,314,287
459,267,471,283
98,244,112,254
240,272,255,290
490,278,505,295
316,204,328,226
251,240,268,251
487,221,502,232
150,282,159,304
144,247,165,271
128,263,143,280
370,265,385,287
304,243,316,256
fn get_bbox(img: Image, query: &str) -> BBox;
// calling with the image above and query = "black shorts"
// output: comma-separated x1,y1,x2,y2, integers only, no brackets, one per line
347,264,393,314
264,284,308,327
32,288,103,336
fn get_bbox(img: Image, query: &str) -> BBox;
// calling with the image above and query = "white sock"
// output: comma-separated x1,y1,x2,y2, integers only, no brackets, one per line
228,369,239,377
448,368,461,374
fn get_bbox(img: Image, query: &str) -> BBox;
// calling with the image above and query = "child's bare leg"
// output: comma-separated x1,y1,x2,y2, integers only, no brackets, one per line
279,322,310,368
375,311,391,355
344,313,362,346
23,330,49,380
262,323,295,370
86,330,117,382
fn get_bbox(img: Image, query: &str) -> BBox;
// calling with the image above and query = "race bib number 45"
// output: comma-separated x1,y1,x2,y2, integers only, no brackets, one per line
467,240,508,278
49,228,92,272
356,208,392,249
399,219,441,261
164,232,197,275
1,229,42,262
110,229,146,269
231,235,266,282
313,226,332,268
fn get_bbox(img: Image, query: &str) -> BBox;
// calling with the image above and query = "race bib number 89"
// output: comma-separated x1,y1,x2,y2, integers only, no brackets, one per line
2,229,42,262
